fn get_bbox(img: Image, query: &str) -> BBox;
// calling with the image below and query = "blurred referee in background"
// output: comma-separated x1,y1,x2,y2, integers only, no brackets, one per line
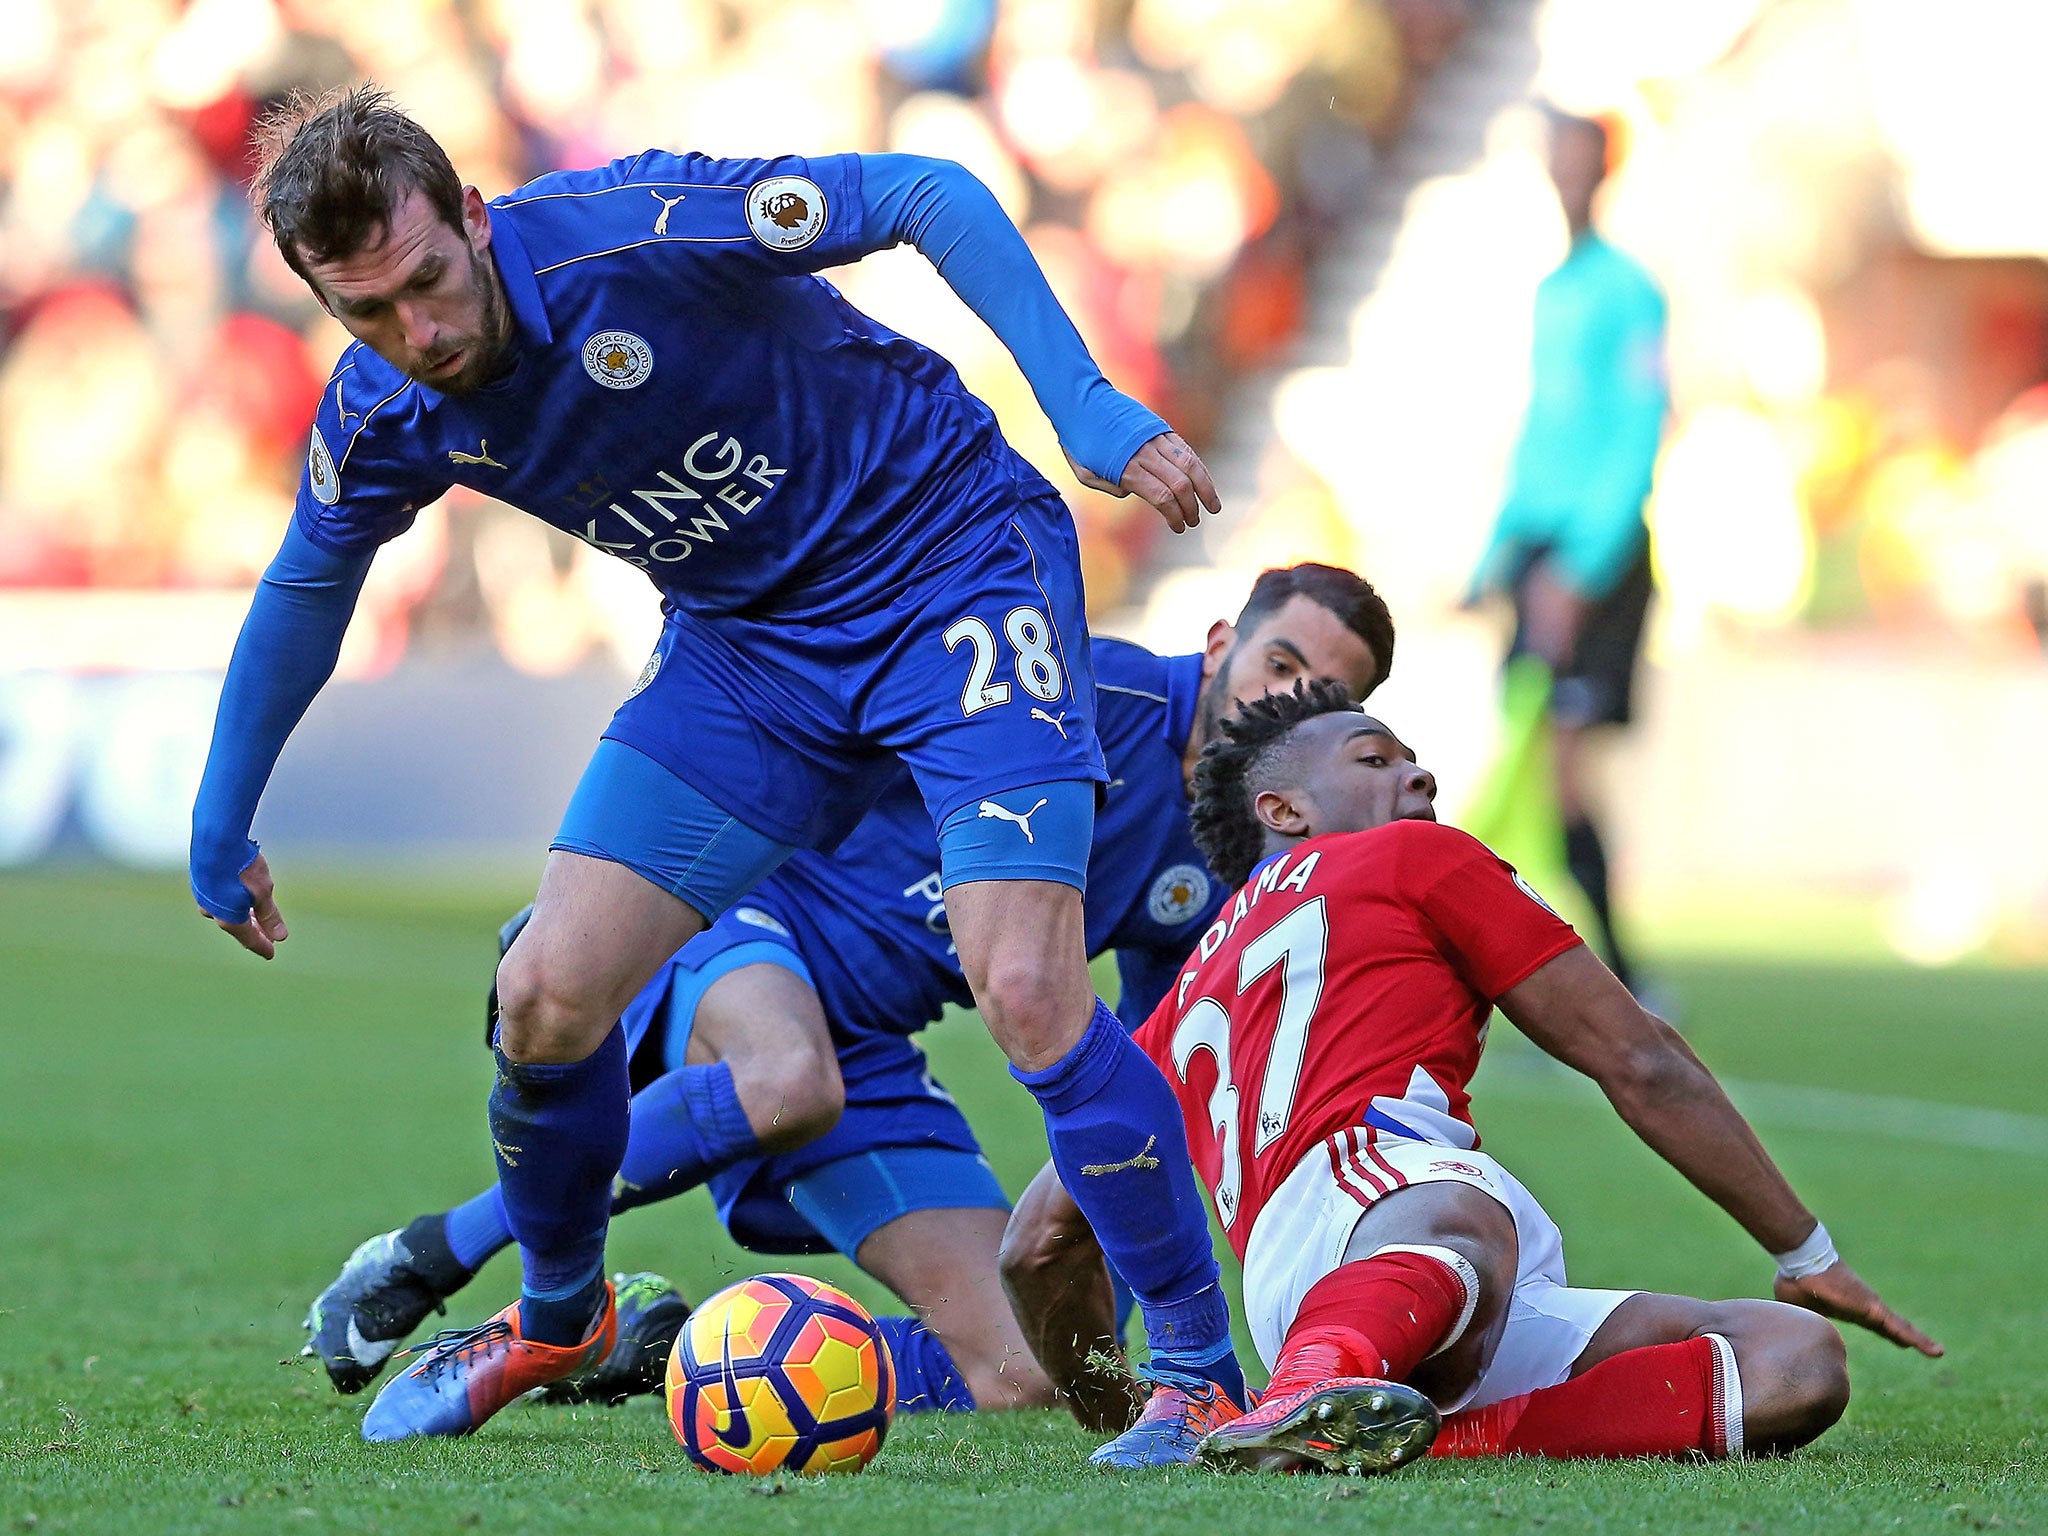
1471,106,1667,996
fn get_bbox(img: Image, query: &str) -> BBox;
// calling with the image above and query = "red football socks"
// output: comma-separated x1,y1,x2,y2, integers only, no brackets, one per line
1266,1250,1472,1399
1430,1335,1740,1460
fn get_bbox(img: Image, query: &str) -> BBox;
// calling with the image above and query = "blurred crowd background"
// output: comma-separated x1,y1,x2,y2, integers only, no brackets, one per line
2,0,2045,960
0,0,1471,669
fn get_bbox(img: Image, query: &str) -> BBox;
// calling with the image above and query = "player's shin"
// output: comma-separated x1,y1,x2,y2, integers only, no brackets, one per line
610,1063,762,1213
1268,1246,1478,1399
488,1024,631,1345
1430,1335,1744,1459
1012,1000,1243,1401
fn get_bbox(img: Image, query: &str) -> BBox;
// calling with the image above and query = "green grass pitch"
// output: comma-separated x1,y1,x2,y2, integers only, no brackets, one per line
2,868,2042,1534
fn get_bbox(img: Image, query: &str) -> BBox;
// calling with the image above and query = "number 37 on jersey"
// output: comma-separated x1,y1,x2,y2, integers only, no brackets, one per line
1164,855,1329,1230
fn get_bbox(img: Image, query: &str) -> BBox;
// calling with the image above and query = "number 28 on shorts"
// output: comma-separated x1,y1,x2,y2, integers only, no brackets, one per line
942,606,1065,717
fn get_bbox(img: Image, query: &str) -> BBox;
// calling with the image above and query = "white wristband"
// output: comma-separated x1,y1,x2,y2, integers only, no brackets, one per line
1772,1222,1838,1280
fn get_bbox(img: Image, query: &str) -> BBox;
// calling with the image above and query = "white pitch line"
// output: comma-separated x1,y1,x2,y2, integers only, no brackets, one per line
1717,1077,2048,1156
1478,1055,2048,1157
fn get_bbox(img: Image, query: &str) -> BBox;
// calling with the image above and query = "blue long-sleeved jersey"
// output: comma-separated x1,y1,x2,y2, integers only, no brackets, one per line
191,152,1166,920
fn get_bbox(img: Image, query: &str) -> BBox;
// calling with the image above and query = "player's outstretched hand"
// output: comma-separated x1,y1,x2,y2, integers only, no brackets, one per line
1776,1262,1943,1357
203,852,290,960
1064,432,1220,533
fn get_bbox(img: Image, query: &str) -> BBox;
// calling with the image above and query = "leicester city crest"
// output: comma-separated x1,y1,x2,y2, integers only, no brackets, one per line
1147,863,1212,927
582,330,654,390
626,646,661,699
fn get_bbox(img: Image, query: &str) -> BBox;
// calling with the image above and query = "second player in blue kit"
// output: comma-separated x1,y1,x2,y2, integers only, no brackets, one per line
190,84,1245,1452
300,568,1394,1439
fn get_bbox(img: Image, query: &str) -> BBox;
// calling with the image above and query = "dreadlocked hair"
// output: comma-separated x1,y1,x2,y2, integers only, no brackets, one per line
1190,678,1360,888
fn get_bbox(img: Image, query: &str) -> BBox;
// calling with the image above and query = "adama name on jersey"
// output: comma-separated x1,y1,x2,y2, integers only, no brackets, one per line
1173,847,1324,1010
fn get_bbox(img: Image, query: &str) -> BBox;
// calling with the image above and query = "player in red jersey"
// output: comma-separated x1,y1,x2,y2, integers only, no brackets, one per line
1107,679,1940,1473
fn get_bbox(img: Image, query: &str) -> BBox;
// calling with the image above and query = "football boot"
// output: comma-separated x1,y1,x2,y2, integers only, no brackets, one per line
537,1271,691,1405
359,1282,617,1443
1088,1363,1247,1470
302,1225,462,1394
1198,1376,1440,1475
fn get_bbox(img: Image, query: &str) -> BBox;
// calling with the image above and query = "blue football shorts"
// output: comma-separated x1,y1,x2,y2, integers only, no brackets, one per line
552,740,798,923
633,904,1009,1260
556,489,1104,914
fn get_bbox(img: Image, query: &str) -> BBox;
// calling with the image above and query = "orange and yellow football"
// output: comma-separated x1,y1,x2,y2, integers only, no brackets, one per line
664,1272,895,1475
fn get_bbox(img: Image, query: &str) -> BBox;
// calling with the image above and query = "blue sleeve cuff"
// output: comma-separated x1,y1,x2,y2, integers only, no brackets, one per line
857,153,1166,484
191,838,262,921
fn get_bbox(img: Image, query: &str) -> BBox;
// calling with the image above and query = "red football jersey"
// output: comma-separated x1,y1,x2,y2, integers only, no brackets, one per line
1133,820,1582,1261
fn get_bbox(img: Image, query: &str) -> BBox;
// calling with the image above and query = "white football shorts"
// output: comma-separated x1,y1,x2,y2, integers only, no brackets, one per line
1240,1128,1636,1413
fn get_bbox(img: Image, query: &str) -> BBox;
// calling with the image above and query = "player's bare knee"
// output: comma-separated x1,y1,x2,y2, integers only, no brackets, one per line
1805,1319,1851,1424
995,1221,1040,1288
1000,1172,1096,1284
492,950,611,1063
738,1038,843,1152
1715,1301,1849,1453
1350,1181,1517,1299
974,953,1081,1065
973,950,1044,1023
1767,1309,1850,1447
997,1204,1070,1288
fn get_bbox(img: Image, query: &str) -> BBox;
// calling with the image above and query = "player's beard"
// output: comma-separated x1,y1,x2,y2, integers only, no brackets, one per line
416,247,513,396
1191,644,1251,760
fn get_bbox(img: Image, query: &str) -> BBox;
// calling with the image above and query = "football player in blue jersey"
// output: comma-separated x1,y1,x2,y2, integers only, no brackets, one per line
301,566,1393,1437
192,83,1254,1454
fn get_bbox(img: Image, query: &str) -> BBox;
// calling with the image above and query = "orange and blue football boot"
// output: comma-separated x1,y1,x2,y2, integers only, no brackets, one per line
359,1282,617,1443
538,1272,691,1406
1088,1364,1248,1470
1198,1376,1440,1475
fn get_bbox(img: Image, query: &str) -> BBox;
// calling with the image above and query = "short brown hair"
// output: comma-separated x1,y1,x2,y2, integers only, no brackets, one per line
251,83,466,281
1235,563,1396,696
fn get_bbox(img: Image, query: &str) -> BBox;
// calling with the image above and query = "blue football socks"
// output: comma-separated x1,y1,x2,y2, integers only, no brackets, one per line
1011,999,1240,1392
488,1024,630,1346
1109,1260,1137,1348
442,1186,513,1274
610,1062,762,1214
437,1057,758,1277
874,1315,975,1413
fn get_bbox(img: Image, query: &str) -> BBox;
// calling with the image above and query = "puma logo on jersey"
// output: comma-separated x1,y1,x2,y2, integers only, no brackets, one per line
1030,708,1070,738
650,190,686,234
977,797,1049,843
448,440,507,468
1081,1135,1160,1176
